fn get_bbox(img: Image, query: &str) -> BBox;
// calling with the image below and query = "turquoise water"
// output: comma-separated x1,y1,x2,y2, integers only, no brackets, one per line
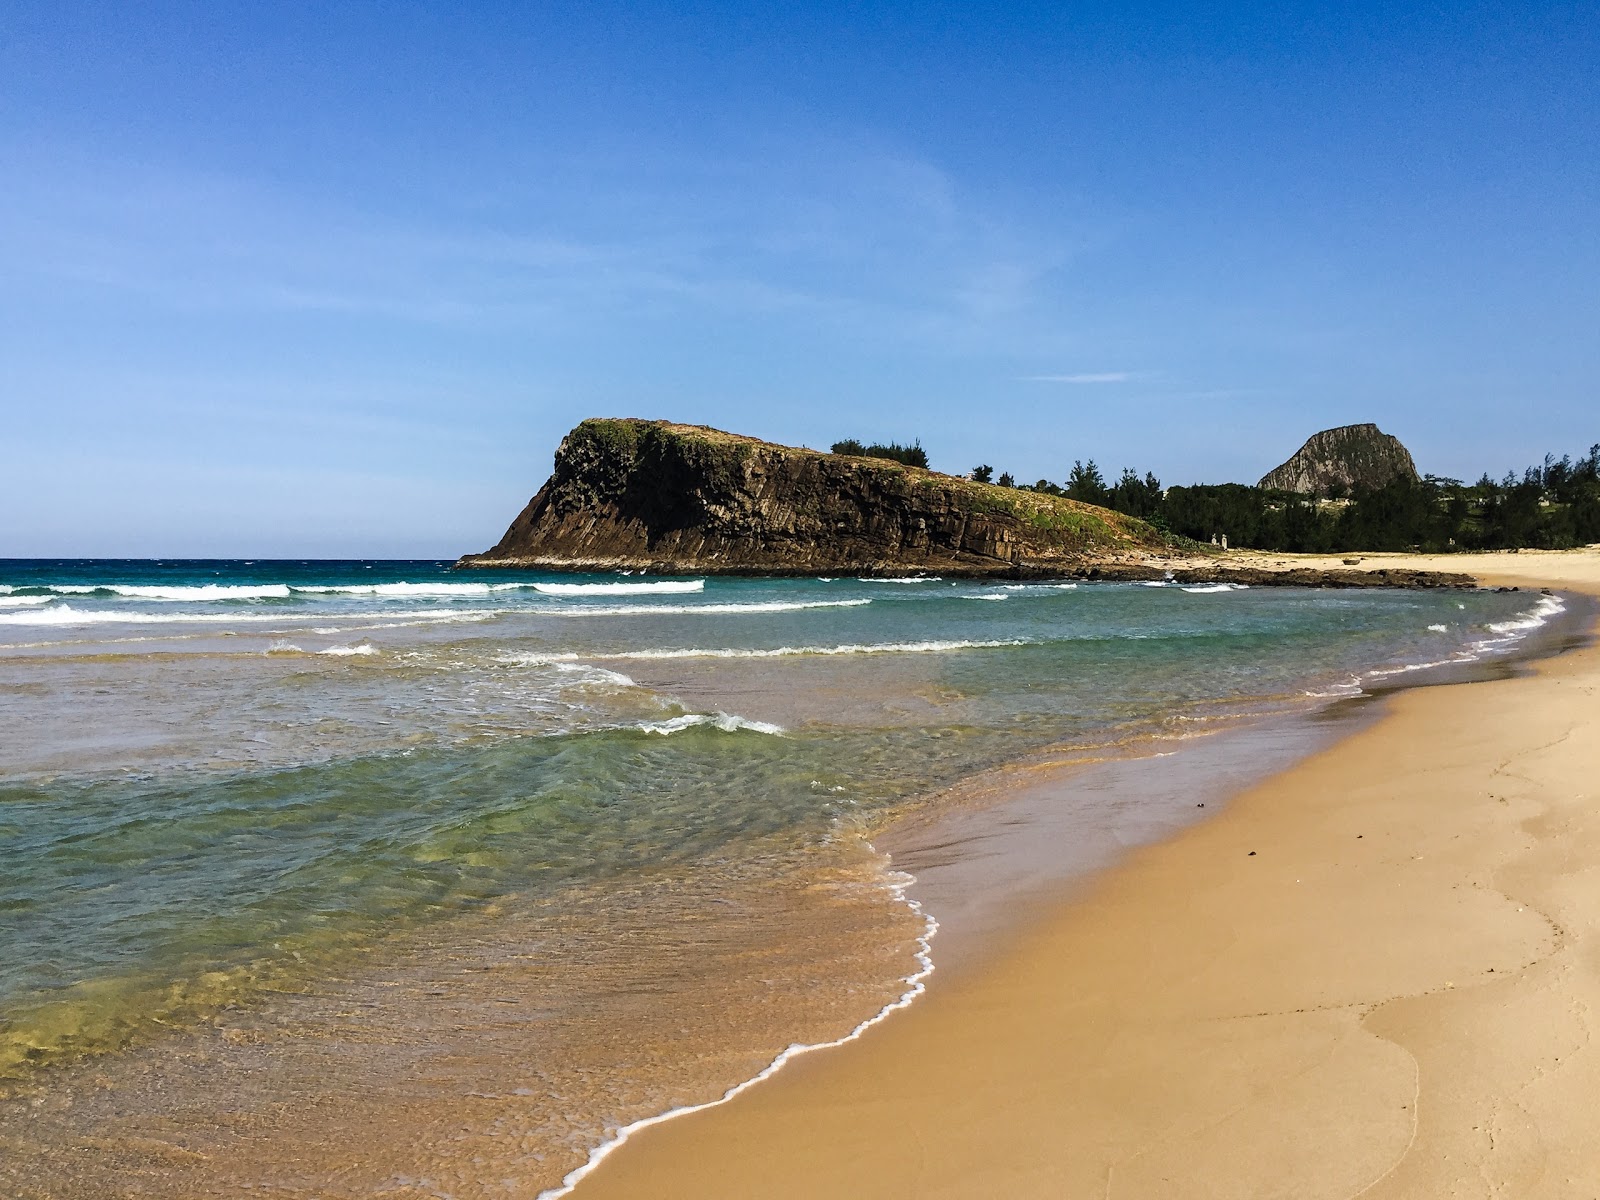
0,559,1558,1179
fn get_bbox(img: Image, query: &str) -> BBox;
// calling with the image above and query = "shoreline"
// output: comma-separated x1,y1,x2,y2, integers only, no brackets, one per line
455,551,1478,590
564,548,1600,1199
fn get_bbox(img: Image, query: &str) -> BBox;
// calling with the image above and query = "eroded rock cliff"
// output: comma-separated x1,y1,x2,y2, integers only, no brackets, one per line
460,419,1165,576
1259,423,1420,495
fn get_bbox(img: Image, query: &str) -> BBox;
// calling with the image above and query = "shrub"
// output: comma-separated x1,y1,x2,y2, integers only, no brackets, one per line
831,439,930,469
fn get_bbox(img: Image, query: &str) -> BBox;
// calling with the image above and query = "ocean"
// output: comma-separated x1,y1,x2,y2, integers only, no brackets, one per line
0,559,1565,1197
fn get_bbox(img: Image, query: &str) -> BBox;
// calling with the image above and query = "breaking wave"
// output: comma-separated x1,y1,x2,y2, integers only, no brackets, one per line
634,713,786,736
0,605,488,627
503,638,1026,664
533,581,705,596
549,599,872,617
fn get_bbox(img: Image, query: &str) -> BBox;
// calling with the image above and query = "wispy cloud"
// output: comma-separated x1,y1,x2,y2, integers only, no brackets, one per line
0,140,1090,352
1024,372,1133,384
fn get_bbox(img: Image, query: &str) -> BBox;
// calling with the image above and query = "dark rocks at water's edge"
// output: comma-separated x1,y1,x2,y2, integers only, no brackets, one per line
459,418,1477,590
1259,423,1420,495
1069,563,1477,589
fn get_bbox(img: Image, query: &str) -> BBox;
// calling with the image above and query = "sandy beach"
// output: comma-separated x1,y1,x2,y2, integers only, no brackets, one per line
569,549,1600,1199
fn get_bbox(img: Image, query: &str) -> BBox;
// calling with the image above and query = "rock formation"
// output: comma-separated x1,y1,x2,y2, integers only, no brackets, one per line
1259,423,1420,495
461,419,1164,576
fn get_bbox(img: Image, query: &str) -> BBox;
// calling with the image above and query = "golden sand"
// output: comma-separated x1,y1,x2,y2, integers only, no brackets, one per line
570,549,1600,1198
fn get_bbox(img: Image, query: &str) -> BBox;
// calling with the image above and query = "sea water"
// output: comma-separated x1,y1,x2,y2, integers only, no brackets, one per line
0,560,1562,1196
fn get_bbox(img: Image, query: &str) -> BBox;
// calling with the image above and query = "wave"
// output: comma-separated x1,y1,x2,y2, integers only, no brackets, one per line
504,638,1025,664
1330,594,1569,693
1365,656,1475,681
547,599,872,617
17,580,714,602
552,663,637,688
534,862,937,1200
1486,593,1565,635
37,584,296,601
264,640,304,655
858,576,942,584
297,582,497,597
999,582,1079,593
533,580,705,596
0,596,53,607
1182,583,1250,594
0,605,490,627
319,644,377,656
634,712,786,736
964,593,1008,601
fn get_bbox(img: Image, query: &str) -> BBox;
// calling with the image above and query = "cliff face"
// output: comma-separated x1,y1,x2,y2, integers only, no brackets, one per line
462,419,1165,576
1259,423,1420,495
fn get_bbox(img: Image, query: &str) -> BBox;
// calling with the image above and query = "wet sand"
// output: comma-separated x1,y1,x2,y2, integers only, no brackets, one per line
569,548,1600,1199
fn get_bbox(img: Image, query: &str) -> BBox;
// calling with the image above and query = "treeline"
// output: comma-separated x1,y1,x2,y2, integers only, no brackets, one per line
831,438,929,468
966,448,1600,552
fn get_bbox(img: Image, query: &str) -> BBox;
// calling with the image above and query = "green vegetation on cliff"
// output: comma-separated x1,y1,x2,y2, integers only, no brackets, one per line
830,438,929,468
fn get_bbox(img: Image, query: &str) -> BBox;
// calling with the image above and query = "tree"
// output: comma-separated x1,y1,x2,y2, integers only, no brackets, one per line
1107,468,1163,519
997,472,1015,488
1064,459,1109,506
971,464,994,483
831,438,929,469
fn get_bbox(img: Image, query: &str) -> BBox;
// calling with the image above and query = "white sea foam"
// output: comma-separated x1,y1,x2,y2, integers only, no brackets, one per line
533,580,705,596
533,860,937,1200
552,662,637,688
635,712,786,736
90,584,294,601
0,596,53,607
1486,593,1565,635
297,582,496,597
264,640,304,655
1303,679,1365,698
1342,593,1568,690
964,593,1009,601
504,638,1024,665
1182,583,1250,594
0,605,490,627
319,644,377,656
546,599,872,617
1000,582,1078,592
1138,580,1170,588
858,576,942,584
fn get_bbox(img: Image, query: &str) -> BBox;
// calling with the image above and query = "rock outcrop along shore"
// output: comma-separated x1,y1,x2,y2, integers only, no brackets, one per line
462,419,1164,576
461,419,1475,588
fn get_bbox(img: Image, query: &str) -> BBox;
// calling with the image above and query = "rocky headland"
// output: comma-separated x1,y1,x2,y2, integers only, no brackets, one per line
460,419,1474,588
1259,422,1420,495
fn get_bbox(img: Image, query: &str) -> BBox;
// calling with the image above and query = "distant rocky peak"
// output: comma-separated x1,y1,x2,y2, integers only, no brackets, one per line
1258,423,1419,496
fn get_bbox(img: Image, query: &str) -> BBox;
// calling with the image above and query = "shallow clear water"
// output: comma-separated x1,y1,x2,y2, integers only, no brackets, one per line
0,560,1560,1195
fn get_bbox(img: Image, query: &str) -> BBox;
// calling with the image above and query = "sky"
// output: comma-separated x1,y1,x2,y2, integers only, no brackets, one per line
3,1,1596,556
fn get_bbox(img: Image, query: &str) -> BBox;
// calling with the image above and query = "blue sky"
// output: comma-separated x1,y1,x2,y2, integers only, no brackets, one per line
3,1,1596,556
